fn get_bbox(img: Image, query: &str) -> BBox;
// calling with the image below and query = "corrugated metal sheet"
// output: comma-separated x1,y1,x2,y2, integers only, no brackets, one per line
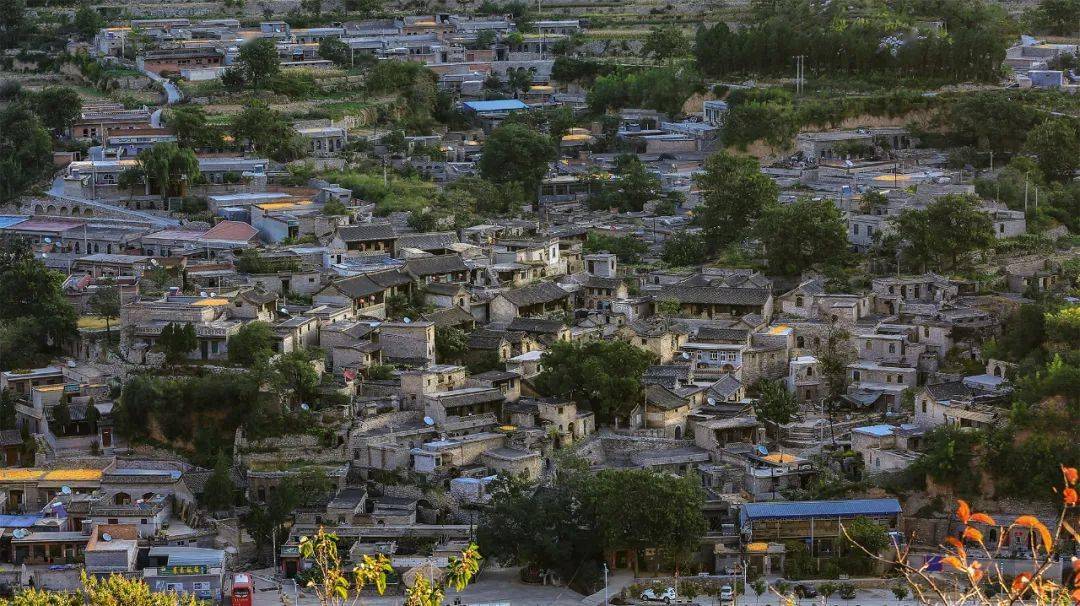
741,498,901,523
149,546,225,567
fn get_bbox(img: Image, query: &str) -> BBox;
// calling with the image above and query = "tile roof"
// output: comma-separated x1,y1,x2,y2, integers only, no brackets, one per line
499,281,570,307
695,325,749,342
405,254,468,277
507,317,564,334
201,220,259,243
328,269,412,298
422,306,475,327
337,223,397,242
645,384,688,410
658,285,771,306
924,380,975,401
396,231,459,251
468,329,508,350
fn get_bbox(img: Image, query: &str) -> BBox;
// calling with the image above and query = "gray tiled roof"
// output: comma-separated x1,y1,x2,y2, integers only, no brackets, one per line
396,231,459,251
405,254,468,277
658,285,770,306
507,317,564,334
337,223,397,242
500,281,569,306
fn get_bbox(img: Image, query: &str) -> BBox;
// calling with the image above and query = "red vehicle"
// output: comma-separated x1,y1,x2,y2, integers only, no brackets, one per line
230,573,253,606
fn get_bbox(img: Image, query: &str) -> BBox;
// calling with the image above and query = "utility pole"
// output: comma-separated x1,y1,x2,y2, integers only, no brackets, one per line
793,55,805,95
603,563,609,605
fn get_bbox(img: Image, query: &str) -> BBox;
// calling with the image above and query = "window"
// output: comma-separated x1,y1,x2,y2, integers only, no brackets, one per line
141,518,147,524
796,336,804,348
795,296,804,307
888,343,896,354
852,225,859,235
108,518,118,524
865,340,873,350
921,401,927,413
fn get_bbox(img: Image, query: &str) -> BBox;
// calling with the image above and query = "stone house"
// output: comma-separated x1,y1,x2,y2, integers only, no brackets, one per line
644,384,693,439
488,281,571,323
620,318,690,364
654,285,774,323
378,321,435,366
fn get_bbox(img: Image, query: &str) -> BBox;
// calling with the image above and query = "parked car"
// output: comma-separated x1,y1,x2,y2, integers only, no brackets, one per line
640,587,677,603
795,584,818,598
719,585,735,603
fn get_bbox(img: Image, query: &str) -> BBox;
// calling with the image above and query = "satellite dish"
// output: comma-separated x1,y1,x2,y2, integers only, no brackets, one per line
199,291,207,297
60,486,72,495
12,529,28,540
101,533,112,542
423,416,435,426
300,403,310,411
707,397,716,406
279,307,290,315
681,352,690,360
150,258,159,266
210,292,216,297
402,317,411,323
756,444,769,456
43,237,52,243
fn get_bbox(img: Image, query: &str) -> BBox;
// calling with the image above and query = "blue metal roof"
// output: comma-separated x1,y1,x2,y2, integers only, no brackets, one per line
0,514,44,528
741,498,901,523
852,424,895,437
462,99,529,112
0,216,29,229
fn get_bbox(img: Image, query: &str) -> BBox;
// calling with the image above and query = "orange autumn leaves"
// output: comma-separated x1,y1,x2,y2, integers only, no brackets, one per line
937,466,1080,602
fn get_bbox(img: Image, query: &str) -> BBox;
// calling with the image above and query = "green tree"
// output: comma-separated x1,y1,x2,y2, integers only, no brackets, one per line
642,25,689,65
87,281,121,341
270,350,320,407
607,154,660,213
583,232,648,264
1023,118,1080,183
318,37,351,67
478,122,555,198
73,5,105,41
755,378,798,429
0,106,52,202
156,322,197,364
0,0,27,48
534,340,654,422
228,320,276,365
435,326,468,363
238,38,280,87
231,100,306,162
165,106,209,149
117,166,145,199
997,304,1047,363
0,240,78,368
32,86,82,135
661,233,708,267
944,92,1040,154
889,194,994,271
506,66,535,98
137,143,200,202
200,450,235,511
841,516,890,575
756,198,848,275
695,151,778,252
478,470,600,580
51,399,71,435
584,468,706,573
